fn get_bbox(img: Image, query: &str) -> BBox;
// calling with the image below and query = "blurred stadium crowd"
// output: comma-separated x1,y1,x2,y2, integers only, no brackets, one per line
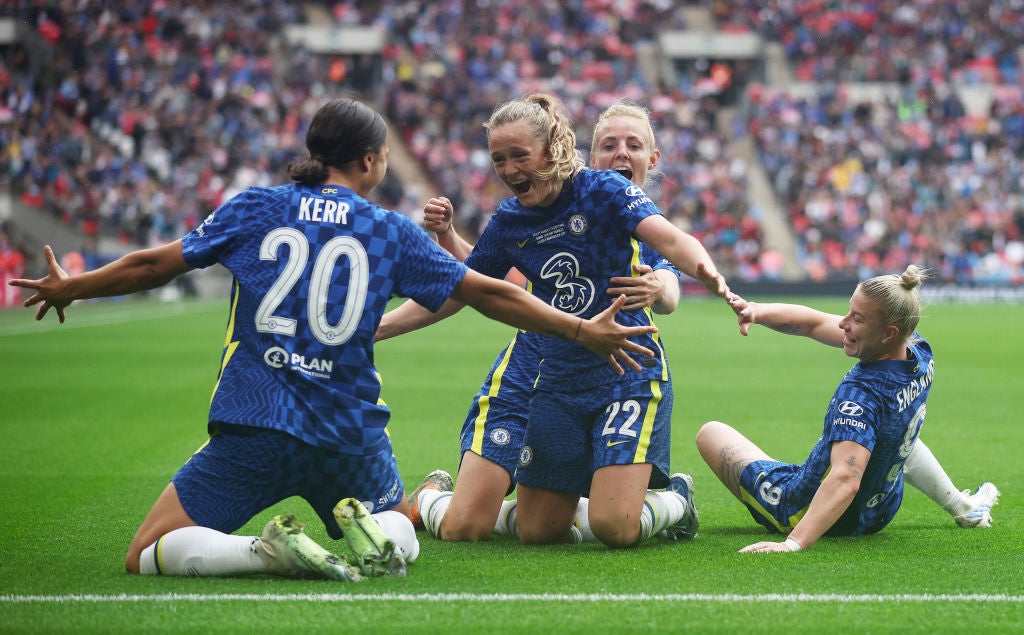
1,0,1021,287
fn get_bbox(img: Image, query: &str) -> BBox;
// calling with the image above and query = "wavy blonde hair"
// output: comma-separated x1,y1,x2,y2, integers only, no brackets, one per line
484,93,584,182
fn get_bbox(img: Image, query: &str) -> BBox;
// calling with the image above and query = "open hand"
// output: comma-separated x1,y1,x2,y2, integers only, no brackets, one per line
694,262,730,300
606,264,664,311
738,540,795,554
575,294,657,375
8,245,72,323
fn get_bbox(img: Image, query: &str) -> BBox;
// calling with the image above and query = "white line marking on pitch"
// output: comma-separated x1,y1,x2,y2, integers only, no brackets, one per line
2,593,1022,603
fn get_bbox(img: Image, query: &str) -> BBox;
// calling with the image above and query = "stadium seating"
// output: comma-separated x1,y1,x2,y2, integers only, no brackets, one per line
706,1,1024,283
2,0,1020,284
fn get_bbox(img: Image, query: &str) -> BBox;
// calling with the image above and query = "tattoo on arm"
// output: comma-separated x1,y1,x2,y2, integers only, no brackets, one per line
844,454,862,479
775,321,802,335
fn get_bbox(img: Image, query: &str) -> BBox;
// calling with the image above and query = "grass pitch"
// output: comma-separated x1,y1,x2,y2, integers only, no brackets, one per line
0,293,1021,633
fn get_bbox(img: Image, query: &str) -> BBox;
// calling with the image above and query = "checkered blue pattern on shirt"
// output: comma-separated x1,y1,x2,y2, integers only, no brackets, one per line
181,183,467,454
792,337,935,535
465,169,670,391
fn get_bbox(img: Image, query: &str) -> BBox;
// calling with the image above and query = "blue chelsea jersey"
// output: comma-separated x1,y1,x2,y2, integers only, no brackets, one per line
798,337,935,535
466,169,669,391
181,183,468,454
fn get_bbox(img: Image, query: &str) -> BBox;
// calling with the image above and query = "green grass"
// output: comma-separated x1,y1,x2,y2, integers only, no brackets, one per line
1,295,1021,633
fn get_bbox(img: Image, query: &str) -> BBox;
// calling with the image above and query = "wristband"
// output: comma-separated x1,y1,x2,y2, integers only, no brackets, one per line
573,318,583,342
784,537,803,552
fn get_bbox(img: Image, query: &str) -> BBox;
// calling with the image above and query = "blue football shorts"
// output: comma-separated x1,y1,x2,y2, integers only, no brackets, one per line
172,423,404,540
458,333,539,494
737,459,809,534
515,378,672,496
739,458,903,536
459,392,528,493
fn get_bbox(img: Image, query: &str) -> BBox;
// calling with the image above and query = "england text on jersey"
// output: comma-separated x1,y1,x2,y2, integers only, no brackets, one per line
896,359,935,413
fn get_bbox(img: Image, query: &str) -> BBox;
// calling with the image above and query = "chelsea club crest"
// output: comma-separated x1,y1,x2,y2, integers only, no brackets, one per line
568,214,587,235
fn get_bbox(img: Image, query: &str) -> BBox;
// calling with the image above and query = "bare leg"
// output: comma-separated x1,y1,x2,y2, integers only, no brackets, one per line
125,482,197,573
515,484,579,544
696,420,773,501
391,494,412,518
587,463,653,548
440,451,512,541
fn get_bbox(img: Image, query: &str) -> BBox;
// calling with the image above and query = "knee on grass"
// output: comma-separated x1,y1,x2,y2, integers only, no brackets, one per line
440,514,496,542
589,514,639,549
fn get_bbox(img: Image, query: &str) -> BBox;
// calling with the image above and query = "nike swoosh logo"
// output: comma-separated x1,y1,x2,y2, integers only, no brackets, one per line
606,440,629,447
517,238,529,248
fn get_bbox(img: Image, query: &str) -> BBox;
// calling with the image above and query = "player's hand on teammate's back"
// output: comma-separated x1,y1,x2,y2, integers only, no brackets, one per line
606,263,663,311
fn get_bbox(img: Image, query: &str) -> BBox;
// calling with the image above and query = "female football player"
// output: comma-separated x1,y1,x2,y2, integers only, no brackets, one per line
10,98,656,578
700,265,997,553
403,101,694,544
379,92,733,548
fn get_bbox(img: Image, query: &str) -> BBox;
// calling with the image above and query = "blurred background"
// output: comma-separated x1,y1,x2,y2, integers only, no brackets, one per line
2,0,1022,306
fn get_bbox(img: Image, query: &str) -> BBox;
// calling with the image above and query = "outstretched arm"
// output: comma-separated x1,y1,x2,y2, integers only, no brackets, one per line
739,440,869,553
376,297,465,342
729,295,844,347
9,242,190,323
633,215,730,301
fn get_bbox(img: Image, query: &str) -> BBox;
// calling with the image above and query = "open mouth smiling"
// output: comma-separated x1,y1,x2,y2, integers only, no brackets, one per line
512,180,531,194
614,166,634,181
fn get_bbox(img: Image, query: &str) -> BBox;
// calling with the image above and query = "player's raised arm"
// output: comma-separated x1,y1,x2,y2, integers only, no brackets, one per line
423,196,474,262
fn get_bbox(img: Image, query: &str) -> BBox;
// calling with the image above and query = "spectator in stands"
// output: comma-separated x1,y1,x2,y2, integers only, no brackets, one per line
749,84,1023,283
6,0,1022,284
0,224,26,307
